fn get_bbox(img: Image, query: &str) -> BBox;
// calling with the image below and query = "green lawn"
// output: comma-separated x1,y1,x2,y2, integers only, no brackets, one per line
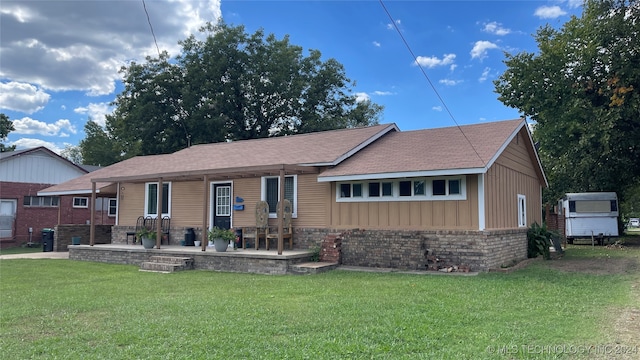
1,248,638,359
0,244,42,255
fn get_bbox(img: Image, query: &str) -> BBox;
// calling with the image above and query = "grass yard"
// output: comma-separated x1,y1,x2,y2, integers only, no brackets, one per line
0,244,43,255
1,247,639,359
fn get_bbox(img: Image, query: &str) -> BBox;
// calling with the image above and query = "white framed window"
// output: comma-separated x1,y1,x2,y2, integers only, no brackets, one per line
108,198,117,217
518,194,526,227
336,176,466,202
144,182,171,218
23,196,59,207
73,197,89,208
216,185,231,216
261,175,297,218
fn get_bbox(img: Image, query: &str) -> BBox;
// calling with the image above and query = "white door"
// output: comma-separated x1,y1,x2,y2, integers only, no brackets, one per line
0,200,17,238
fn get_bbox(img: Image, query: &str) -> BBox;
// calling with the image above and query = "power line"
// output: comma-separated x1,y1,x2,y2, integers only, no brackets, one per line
378,0,486,166
142,0,161,56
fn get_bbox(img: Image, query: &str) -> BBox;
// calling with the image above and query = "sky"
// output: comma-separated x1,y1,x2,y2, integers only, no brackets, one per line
0,0,584,155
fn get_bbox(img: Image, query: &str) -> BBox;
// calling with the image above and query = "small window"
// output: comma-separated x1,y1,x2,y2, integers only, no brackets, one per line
518,194,526,227
369,182,380,197
352,184,362,197
449,180,460,195
73,197,88,208
340,184,351,198
108,199,117,217
610,200,618,212
432,180,446,196
381,182,393,196
261,175,296,216
568,200,576,213
145,182,171,218
413,180,425,195
399,181,412,197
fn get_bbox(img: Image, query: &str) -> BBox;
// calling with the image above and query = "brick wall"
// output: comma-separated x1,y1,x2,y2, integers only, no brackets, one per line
0,181,114,248
111,225,207,245
54,224,112,251
545,204,565,238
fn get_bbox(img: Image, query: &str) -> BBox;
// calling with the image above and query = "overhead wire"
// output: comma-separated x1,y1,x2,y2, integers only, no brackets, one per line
378,0,486,166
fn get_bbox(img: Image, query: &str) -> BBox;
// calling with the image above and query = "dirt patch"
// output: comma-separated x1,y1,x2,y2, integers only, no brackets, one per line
545,254,639,275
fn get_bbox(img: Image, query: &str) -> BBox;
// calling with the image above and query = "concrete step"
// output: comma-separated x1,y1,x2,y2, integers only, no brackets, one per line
289,261,339,274
139,256,194,273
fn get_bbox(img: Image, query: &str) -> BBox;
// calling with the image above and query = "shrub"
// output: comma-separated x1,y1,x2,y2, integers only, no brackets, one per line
527,222,554,260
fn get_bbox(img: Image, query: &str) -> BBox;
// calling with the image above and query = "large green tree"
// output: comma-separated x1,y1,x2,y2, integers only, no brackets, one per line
0,113,16,152
79,120,122,166
104,21,383,158
494,0,640,204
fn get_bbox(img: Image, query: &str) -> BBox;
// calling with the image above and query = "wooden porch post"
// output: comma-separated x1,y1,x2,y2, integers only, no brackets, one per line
90,182,96,246
156,178,163,249
278,167,284,255
202,175,209,251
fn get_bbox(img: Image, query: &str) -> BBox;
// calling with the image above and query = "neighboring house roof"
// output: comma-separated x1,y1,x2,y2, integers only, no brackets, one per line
318,119,547,186
0,146,89,184
38,124,398,195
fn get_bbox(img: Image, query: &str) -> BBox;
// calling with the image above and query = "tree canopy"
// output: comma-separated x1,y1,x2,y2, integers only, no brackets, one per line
0,113,16,152
494,0,640,204
86,21,383,162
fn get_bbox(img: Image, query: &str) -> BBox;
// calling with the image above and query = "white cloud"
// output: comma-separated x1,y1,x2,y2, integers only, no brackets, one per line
355,92,370,102
414,54,456,68
373,41,381,47
0,0,222,96
11,138,63,154
12,117,77,136
479,67,491,82
470,41,499,60
483,21,511,36
534,6,567,19
386,19,401,30
74,102,114,127
566,0,583,9
0,81,50,113
432,106,442,112
373,91,393,96
439,79,462,86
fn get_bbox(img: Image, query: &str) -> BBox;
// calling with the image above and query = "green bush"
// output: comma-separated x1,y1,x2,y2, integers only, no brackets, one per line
527,222,554,259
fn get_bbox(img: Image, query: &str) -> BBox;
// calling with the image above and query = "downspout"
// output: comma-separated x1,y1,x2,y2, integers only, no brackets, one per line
156,178,163,249
202,175,209,252
278,167,284,255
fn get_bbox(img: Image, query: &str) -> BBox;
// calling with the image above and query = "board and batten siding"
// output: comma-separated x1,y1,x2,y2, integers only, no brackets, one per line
484,129,543,229
329,175,479,230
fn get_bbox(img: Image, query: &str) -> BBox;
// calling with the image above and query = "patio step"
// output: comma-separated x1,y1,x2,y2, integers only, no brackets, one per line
139,256,194,273
289,261,339,275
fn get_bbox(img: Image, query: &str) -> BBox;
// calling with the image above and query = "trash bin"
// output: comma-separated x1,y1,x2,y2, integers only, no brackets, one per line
184,228,195,246
42,228,54,252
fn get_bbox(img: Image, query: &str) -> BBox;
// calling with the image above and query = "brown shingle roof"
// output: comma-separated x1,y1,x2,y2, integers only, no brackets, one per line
318,119,525,179
39,124,396,194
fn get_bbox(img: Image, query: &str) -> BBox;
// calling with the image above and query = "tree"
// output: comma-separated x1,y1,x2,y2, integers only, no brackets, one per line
60,144,83,164
0,113,16,152
106,21,383,158
494,0,640,205
79,120,122,166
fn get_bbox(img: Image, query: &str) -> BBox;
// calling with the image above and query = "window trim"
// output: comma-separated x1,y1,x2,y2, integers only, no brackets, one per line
144,182,171,218
108,198,117,217
517,194,527,228
336,176,466,202
261,175,297,218
73,197,89,208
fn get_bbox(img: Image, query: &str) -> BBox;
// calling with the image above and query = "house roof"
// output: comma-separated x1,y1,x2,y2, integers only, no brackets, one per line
38,124,397,195
0,146,88,174
318,119,547,186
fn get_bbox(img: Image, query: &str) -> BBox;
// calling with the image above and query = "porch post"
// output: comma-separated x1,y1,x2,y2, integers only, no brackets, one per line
90,181,96,246
278,167,284,255
202,175,209,251
156,178,163,249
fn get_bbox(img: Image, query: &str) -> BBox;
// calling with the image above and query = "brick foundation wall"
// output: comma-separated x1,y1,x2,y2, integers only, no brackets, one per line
54,224,112,251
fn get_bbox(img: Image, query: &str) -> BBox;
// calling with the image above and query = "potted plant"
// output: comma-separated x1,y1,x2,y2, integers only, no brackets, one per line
208,227,236,252
136,228,157,249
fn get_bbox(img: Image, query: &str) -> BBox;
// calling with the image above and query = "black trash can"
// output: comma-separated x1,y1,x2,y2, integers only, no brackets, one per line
235,229,243,248
42,228,54,252
184,228,195,246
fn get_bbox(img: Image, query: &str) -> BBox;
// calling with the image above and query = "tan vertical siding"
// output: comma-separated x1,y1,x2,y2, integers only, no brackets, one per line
328,175,479,230
171,181,205,226
232,177,261,228
485,129,543,229
117,183,145,226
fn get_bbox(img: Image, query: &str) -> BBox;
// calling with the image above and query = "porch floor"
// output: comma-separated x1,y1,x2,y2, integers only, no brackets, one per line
68,244,315,274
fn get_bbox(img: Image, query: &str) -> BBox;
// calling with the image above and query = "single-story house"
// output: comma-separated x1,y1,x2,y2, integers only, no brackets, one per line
0,147,114,249
39,118,547,271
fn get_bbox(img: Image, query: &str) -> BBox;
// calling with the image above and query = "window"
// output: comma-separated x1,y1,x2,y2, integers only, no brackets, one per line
340,183,362,198
432,178,461,196
108,198,117,217
368,182,393,197
145,182,171,218
432,180,446,196
261,175,297,217
518,194,526,227
23,196,59,207
413,180,425,196
336,176,466,202
381,182,393,196
449,179,460,195
73,197,88,208
399,181,412,197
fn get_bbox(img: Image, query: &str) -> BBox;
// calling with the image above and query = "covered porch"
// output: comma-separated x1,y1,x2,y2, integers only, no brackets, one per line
69,243,318,275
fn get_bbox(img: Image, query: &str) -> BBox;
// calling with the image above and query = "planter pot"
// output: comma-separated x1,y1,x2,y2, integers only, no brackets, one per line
141,237,155,249
214,238,228,252
194,240,201,247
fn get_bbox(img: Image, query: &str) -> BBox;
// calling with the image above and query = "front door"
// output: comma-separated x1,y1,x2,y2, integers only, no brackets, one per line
213,183,231,230
0,199,17,238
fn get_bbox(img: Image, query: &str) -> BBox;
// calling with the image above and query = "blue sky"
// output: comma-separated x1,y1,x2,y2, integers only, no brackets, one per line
0,0,583,155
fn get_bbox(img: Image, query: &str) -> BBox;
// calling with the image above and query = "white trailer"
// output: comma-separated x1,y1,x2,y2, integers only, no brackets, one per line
561,192,619,245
